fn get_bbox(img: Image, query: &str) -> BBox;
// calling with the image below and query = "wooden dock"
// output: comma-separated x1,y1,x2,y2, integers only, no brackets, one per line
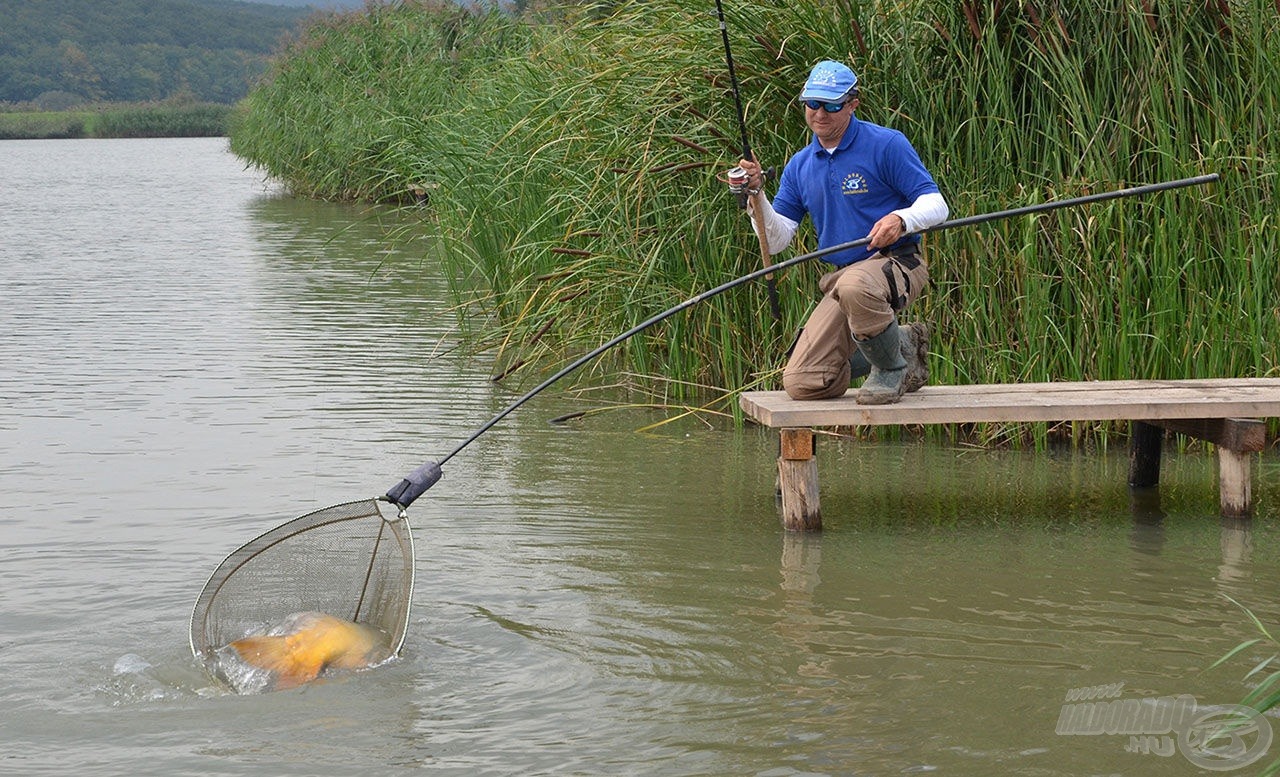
739,378,1280,530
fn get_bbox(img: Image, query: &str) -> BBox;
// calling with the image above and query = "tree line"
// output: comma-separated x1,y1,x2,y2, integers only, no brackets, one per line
0,0,312,107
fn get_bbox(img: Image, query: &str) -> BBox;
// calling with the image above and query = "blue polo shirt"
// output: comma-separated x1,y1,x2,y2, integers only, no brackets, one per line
772,116,940,267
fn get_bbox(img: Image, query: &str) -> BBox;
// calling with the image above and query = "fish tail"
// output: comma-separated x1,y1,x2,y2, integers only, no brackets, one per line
229,635,321,689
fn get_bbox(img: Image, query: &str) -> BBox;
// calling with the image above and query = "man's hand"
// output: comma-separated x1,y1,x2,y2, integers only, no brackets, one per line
737,158,765,193
867,213,906,251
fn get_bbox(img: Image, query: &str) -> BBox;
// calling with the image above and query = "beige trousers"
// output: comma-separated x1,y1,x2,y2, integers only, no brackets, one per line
782,250,929,400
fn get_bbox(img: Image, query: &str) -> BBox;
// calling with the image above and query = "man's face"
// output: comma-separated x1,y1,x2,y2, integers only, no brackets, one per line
804,96,858,146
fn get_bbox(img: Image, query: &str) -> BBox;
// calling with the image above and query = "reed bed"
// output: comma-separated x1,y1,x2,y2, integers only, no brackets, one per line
93,103,231,137
231,0,1280,443
0,102,230,139
0,111,90,139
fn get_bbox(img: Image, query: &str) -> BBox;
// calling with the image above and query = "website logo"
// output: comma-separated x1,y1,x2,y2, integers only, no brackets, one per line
841,172,868,195
1056,682,1272,770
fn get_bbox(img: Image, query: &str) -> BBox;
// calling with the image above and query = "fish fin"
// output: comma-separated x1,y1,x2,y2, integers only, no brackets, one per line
229,635,322,689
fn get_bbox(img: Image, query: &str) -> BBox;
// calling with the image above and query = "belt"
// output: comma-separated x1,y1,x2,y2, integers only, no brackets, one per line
881,241,921,259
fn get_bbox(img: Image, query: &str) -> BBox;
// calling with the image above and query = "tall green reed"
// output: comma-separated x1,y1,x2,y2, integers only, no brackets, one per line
231,0,1280,443
231,1,533,201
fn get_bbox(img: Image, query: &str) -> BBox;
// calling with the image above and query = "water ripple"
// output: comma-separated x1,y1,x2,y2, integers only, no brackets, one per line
3,139,1280,777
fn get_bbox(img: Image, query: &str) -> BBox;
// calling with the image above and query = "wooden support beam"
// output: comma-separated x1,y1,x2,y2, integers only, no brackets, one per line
1149,418,1265,452
777,428,821,532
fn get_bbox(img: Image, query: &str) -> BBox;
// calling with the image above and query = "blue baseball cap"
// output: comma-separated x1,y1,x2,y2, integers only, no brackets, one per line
799,60,858,102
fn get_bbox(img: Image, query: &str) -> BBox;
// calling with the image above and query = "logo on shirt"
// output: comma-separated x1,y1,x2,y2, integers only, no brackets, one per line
842,172,869,195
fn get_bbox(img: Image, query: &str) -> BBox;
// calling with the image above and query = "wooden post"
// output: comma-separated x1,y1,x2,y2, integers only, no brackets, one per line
1218,447,1252,518
1150,418,1263,518
1128,421,1163,489
777,428,820,532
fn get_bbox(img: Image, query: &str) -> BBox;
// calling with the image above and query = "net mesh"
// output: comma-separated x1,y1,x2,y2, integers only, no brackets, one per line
189,498,414,680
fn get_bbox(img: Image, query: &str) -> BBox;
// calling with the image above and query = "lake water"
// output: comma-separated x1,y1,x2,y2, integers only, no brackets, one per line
2,137,1279,776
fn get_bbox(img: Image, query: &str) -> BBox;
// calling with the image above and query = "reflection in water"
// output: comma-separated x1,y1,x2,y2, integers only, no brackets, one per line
1126,476,1258,591
776,531,826,688
1219,517,1254,585
780,532,822,596
1128,487,1166,555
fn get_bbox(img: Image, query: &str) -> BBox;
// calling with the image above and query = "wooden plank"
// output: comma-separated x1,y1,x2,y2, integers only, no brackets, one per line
740,378,1280,429
1150,418,1266,452
871,378,1280,395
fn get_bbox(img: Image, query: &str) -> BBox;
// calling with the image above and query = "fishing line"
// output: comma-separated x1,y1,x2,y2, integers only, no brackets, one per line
382,173,1220,510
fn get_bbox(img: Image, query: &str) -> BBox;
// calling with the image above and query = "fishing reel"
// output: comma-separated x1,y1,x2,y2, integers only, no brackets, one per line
722,166,773,209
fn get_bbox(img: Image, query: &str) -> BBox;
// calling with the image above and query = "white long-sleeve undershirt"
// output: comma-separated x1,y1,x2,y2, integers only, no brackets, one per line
894,191,950,234
749,191,950,255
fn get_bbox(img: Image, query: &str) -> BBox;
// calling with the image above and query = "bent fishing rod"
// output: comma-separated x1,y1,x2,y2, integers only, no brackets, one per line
383,172,1219,510
713,0,782,323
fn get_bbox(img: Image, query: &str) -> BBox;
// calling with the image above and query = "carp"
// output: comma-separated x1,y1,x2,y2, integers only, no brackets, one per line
227,611,390,691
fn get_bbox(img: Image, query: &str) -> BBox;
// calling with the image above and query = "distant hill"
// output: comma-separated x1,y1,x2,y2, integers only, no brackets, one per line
0,0,322,106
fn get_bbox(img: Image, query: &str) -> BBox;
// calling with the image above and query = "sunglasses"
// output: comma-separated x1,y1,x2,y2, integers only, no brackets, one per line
802,99,848,113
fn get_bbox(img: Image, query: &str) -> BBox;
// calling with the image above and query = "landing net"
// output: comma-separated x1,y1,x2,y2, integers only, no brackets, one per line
189,499,414,677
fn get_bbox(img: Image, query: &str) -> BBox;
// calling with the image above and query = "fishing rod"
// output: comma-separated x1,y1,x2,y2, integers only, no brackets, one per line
712,0,782,323
714,0,750,169
383,172,1219,509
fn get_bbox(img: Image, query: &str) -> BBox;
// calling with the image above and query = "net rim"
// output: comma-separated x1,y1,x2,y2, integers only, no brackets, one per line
188,498,415,661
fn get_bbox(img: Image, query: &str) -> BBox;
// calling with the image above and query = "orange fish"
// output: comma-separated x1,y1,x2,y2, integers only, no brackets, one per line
228,611,390,691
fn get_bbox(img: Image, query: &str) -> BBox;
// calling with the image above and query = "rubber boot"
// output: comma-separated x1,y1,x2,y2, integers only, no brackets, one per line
848,347,872,383
850,322,928,392
854,319,908,405
901,321,929,393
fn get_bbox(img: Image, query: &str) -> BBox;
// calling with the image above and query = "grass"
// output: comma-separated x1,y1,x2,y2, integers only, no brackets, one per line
1212,597,1280,775
228,0,1280,444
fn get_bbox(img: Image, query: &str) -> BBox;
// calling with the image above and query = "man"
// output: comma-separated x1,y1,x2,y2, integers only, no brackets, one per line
736,60,948,404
